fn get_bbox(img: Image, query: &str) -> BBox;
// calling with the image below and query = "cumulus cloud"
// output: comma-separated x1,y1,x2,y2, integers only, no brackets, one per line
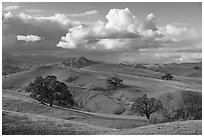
57,8,144,49
4,5,20,11
56,41,77,49
4,12,13,18
139,13,157,31
105,8,138,32
58,9,178,50
17,35,41,42
57,8,199,51
157,24,197,41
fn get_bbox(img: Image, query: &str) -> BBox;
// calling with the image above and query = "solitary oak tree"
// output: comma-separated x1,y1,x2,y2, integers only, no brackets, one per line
132,94,163,119
26,75,73,107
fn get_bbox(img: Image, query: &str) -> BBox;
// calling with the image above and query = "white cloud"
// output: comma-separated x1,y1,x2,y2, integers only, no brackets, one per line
4,5,20,11
57,8,143,49
105,8,138,32
57,8,200,51
3,8,201,63
98,39,130,50
18,12,32,20
68,10,99,17
5,12,80,27
56,41,77,49
36,13,71,25
4,12,13,18
157,24,197,41
138,13,158,37
17,35,41,42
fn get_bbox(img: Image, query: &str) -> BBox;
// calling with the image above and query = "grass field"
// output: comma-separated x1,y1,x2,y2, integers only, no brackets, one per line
2,61,202,135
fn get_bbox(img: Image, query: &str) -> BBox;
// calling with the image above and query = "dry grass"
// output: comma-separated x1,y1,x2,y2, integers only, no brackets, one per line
2,62,202,135
107,120,202,135
2,90,148,130
2,110,115,135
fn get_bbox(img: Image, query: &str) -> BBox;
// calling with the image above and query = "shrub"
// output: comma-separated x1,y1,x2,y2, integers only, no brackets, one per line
173,104,202,121
193,66,200,70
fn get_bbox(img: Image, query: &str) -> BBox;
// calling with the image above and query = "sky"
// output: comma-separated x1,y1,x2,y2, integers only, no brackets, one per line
2,2,202,63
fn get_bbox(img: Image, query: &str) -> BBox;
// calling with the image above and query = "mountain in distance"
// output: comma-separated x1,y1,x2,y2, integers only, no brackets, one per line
2,53,67,75
61,56,103,68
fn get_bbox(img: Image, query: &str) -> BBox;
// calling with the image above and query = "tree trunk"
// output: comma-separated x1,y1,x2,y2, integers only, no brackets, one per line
49,99,53,107
146,113,150,119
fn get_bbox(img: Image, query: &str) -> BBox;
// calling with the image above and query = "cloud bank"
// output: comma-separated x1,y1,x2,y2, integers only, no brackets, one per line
2,7,201,63
56,8,164,50
4,5,20,11
2,12,78,51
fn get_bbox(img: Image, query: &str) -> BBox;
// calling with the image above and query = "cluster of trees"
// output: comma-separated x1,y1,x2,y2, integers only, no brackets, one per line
173,104,202,120
131,94,202,123
106,76,123,89
25,75,74,107
161,73,173,80
193,66,200,70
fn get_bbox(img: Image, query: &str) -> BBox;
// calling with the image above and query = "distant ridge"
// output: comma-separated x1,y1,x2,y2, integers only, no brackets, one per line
61,56,103,68
2,53,66,75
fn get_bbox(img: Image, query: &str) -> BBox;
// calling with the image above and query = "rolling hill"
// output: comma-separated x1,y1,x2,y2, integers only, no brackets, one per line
107,120,201,135
61,56,103,68
3,61,202,115
2,53,66,75
2,58,202,134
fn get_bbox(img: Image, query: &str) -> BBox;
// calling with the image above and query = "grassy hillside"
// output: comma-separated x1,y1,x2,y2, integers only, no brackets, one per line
145,62,202,78
2,110,115,135
83,63,163,79
2,89,148,130
2,65,105,90
107,120,202,135
2,61,202,135
3,62,202,116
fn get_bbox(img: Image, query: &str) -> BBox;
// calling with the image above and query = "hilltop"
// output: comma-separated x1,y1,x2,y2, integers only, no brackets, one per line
61,56,103,68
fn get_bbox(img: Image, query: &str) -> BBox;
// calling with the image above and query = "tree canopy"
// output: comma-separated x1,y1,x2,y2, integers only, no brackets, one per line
106,76,123,89
161,73,173,80
26,75,74,107
132,94,163,119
